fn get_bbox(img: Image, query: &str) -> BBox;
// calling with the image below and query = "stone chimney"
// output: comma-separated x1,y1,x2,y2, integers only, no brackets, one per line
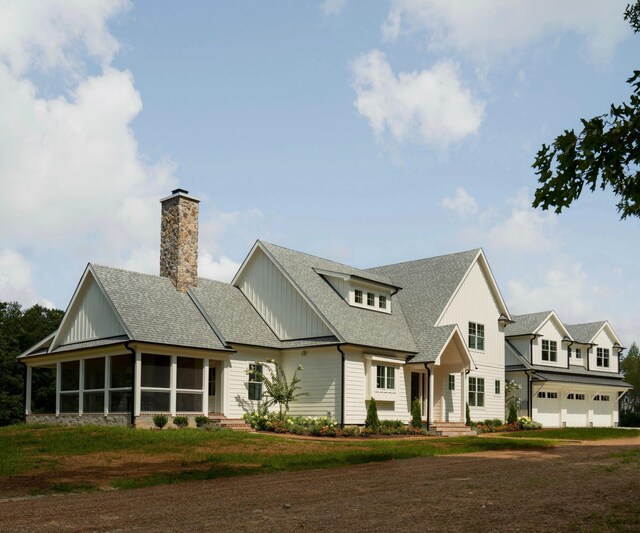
160,188,200,291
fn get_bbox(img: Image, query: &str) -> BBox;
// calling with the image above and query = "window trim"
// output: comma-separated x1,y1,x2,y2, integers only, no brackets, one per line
541,339,558,362
468,377,485,407
376,365,395,390
468,322,485,351
596,347,610,368
495,380,500,395
448,374,455,391
248,363,263,401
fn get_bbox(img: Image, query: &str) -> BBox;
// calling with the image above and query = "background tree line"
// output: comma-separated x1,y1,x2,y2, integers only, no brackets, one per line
0,302,63,426
621,341,640,426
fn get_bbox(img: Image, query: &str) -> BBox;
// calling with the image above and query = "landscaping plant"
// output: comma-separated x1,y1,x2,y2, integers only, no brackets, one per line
248,359,308,419
173,416,189,428
365,397,380,432
152,414,168,429
465,402,471,426
194,415,210,428
411,398,422,429
507,401,518,424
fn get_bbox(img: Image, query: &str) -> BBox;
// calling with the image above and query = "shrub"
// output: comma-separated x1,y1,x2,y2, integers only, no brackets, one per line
173,416,189,428
194,415,210,428
465,402,471,426
152,414,168,429
507,402,518,424
620,410,640,427
517,416,542,430
340,425,360,437
411,398,422,429
365,398,380,432
481,418,504,428
380,419,404,429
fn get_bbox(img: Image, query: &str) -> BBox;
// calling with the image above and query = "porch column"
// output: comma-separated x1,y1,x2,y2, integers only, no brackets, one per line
428,369,435,423
25,365,32,416
79,359,85,416
202,359,209,416
460,371,466,423
221,360,230,415
170,355,177,417
104,356,110,417
134,351,142,417
55,361,61,416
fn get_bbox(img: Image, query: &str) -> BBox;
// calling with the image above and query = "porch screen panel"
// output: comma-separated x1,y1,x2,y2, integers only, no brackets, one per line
61,361,79,391
141,354,170,388
176,393,202,412
84,357,105,389
109,391,132,413
84,391,104,413
60,393,79,413
110,354,132,389
141,391,170,412
177,358,203,390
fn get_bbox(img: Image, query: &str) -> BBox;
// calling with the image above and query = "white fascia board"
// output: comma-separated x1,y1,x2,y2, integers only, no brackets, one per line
534,311,573,340
239,241,344,342
17,331,57,359
314,268,399,292
363,353,405,366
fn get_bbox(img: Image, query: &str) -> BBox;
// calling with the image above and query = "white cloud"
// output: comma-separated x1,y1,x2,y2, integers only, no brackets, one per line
382,0,630,64
199,253,240,282
0,248,53,308
321,0,347,16
0,0,129,76
488,189,557,252
351,50,484,147
441,187,478,217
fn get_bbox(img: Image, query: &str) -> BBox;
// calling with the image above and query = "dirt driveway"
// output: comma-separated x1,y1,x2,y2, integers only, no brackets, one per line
1,438,639,532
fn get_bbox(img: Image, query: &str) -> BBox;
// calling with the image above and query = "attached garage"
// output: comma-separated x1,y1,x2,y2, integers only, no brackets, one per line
533,390,561,427
564,393,587,427
591,394,614,427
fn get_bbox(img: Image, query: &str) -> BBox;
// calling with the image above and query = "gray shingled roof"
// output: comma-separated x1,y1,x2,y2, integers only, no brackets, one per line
189,278,339,349
367,249,480,362
260,241,417,353
533,371,632,389
504,311,553,337
565,322,606,344
91,264,229,351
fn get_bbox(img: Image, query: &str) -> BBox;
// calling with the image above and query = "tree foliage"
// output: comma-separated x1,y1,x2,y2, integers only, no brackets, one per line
532,2,640,219
0,302,63,426
621,341,640,413
365,397,380,432
250,359,308,418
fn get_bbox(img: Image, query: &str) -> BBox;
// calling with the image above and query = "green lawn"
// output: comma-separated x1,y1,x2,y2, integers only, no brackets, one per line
499,427,640,440
0,424,554,492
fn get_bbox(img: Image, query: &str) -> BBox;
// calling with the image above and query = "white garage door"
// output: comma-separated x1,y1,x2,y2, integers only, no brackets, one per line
592,395,614,427
534,392,560,427
565,394,588,427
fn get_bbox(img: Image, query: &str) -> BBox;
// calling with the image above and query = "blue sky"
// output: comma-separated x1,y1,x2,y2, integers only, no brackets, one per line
0,0,638,346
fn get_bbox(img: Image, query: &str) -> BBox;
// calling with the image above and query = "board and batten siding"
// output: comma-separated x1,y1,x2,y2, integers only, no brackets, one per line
591,328,619,373
59,276,125,345
237,248,332,340
468,365,505,421
280,347,341,419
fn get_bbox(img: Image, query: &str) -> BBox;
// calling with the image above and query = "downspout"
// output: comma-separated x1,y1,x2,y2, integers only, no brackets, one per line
337,344,346,428
528,372,533,418
124,341,136,427
586,345,592,371
566,340,574,369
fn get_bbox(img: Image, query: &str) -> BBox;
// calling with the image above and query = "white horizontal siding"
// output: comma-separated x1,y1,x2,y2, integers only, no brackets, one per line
60,276,125,345
237,248,332,340
468,364,505,422
280,348,341,419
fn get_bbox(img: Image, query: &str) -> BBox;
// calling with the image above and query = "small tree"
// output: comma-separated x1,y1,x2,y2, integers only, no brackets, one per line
505,379,522,408
411,398,422,429
465,402,471,426
249,359,308,419
507,402,518,424
365,397,380,432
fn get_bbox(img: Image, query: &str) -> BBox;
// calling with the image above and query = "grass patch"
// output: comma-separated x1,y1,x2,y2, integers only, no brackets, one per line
0,425,555,494
499,427,640,440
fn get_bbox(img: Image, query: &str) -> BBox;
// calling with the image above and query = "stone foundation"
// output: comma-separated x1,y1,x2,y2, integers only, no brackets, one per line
26,414,131,426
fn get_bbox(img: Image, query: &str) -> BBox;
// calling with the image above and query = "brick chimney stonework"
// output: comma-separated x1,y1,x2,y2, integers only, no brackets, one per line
160,189,200,291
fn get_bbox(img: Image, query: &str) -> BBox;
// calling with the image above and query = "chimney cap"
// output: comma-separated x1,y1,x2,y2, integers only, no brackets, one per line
160,188,200,204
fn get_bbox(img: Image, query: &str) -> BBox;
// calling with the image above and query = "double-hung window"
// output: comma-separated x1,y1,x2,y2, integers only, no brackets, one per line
541,340,557,362
376,365,395,390
248,364,263,401
495,380,500,394
468,377,485,407
448,374,455,391
469,322,485,351
596,348,610,368
575,348,582,359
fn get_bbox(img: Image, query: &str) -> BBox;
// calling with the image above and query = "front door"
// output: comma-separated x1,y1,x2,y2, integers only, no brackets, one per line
208,364,217,413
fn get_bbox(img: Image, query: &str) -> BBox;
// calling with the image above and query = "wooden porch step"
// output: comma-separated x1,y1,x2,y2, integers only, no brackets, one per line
207,414,254,432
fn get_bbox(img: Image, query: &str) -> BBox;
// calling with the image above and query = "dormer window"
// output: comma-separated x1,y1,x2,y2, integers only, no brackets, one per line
379,295,387,309
354,289,363,304
367,292,375,306
314,268,394,314
349,286,391,313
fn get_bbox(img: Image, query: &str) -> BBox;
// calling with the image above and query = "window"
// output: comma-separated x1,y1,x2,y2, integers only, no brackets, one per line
376,365,395,390
594,395,610,402
367,292,375,306
597,348,610,368
538,391,546,398
468,322,485,351
140,354,170,412
248,364,263,401
351,287,391,313
541,340,557,362
378,295,387,309
84,357,105,414
575,348,582,359
567,393,585,400
109,354,132,413
176,357,203,412
60,361,80,413
495,380,501,394
468,377,485,407
354,289,363,304
547,392,558,399
448,374,455,391
208,367,216,397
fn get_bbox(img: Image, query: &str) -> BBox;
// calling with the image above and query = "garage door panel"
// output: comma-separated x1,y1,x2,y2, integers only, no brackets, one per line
592,397,613,427
535,396,560,427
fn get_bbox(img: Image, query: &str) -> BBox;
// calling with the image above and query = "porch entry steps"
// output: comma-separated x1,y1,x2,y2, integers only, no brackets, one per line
208,413,254,432
430,422,477,437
